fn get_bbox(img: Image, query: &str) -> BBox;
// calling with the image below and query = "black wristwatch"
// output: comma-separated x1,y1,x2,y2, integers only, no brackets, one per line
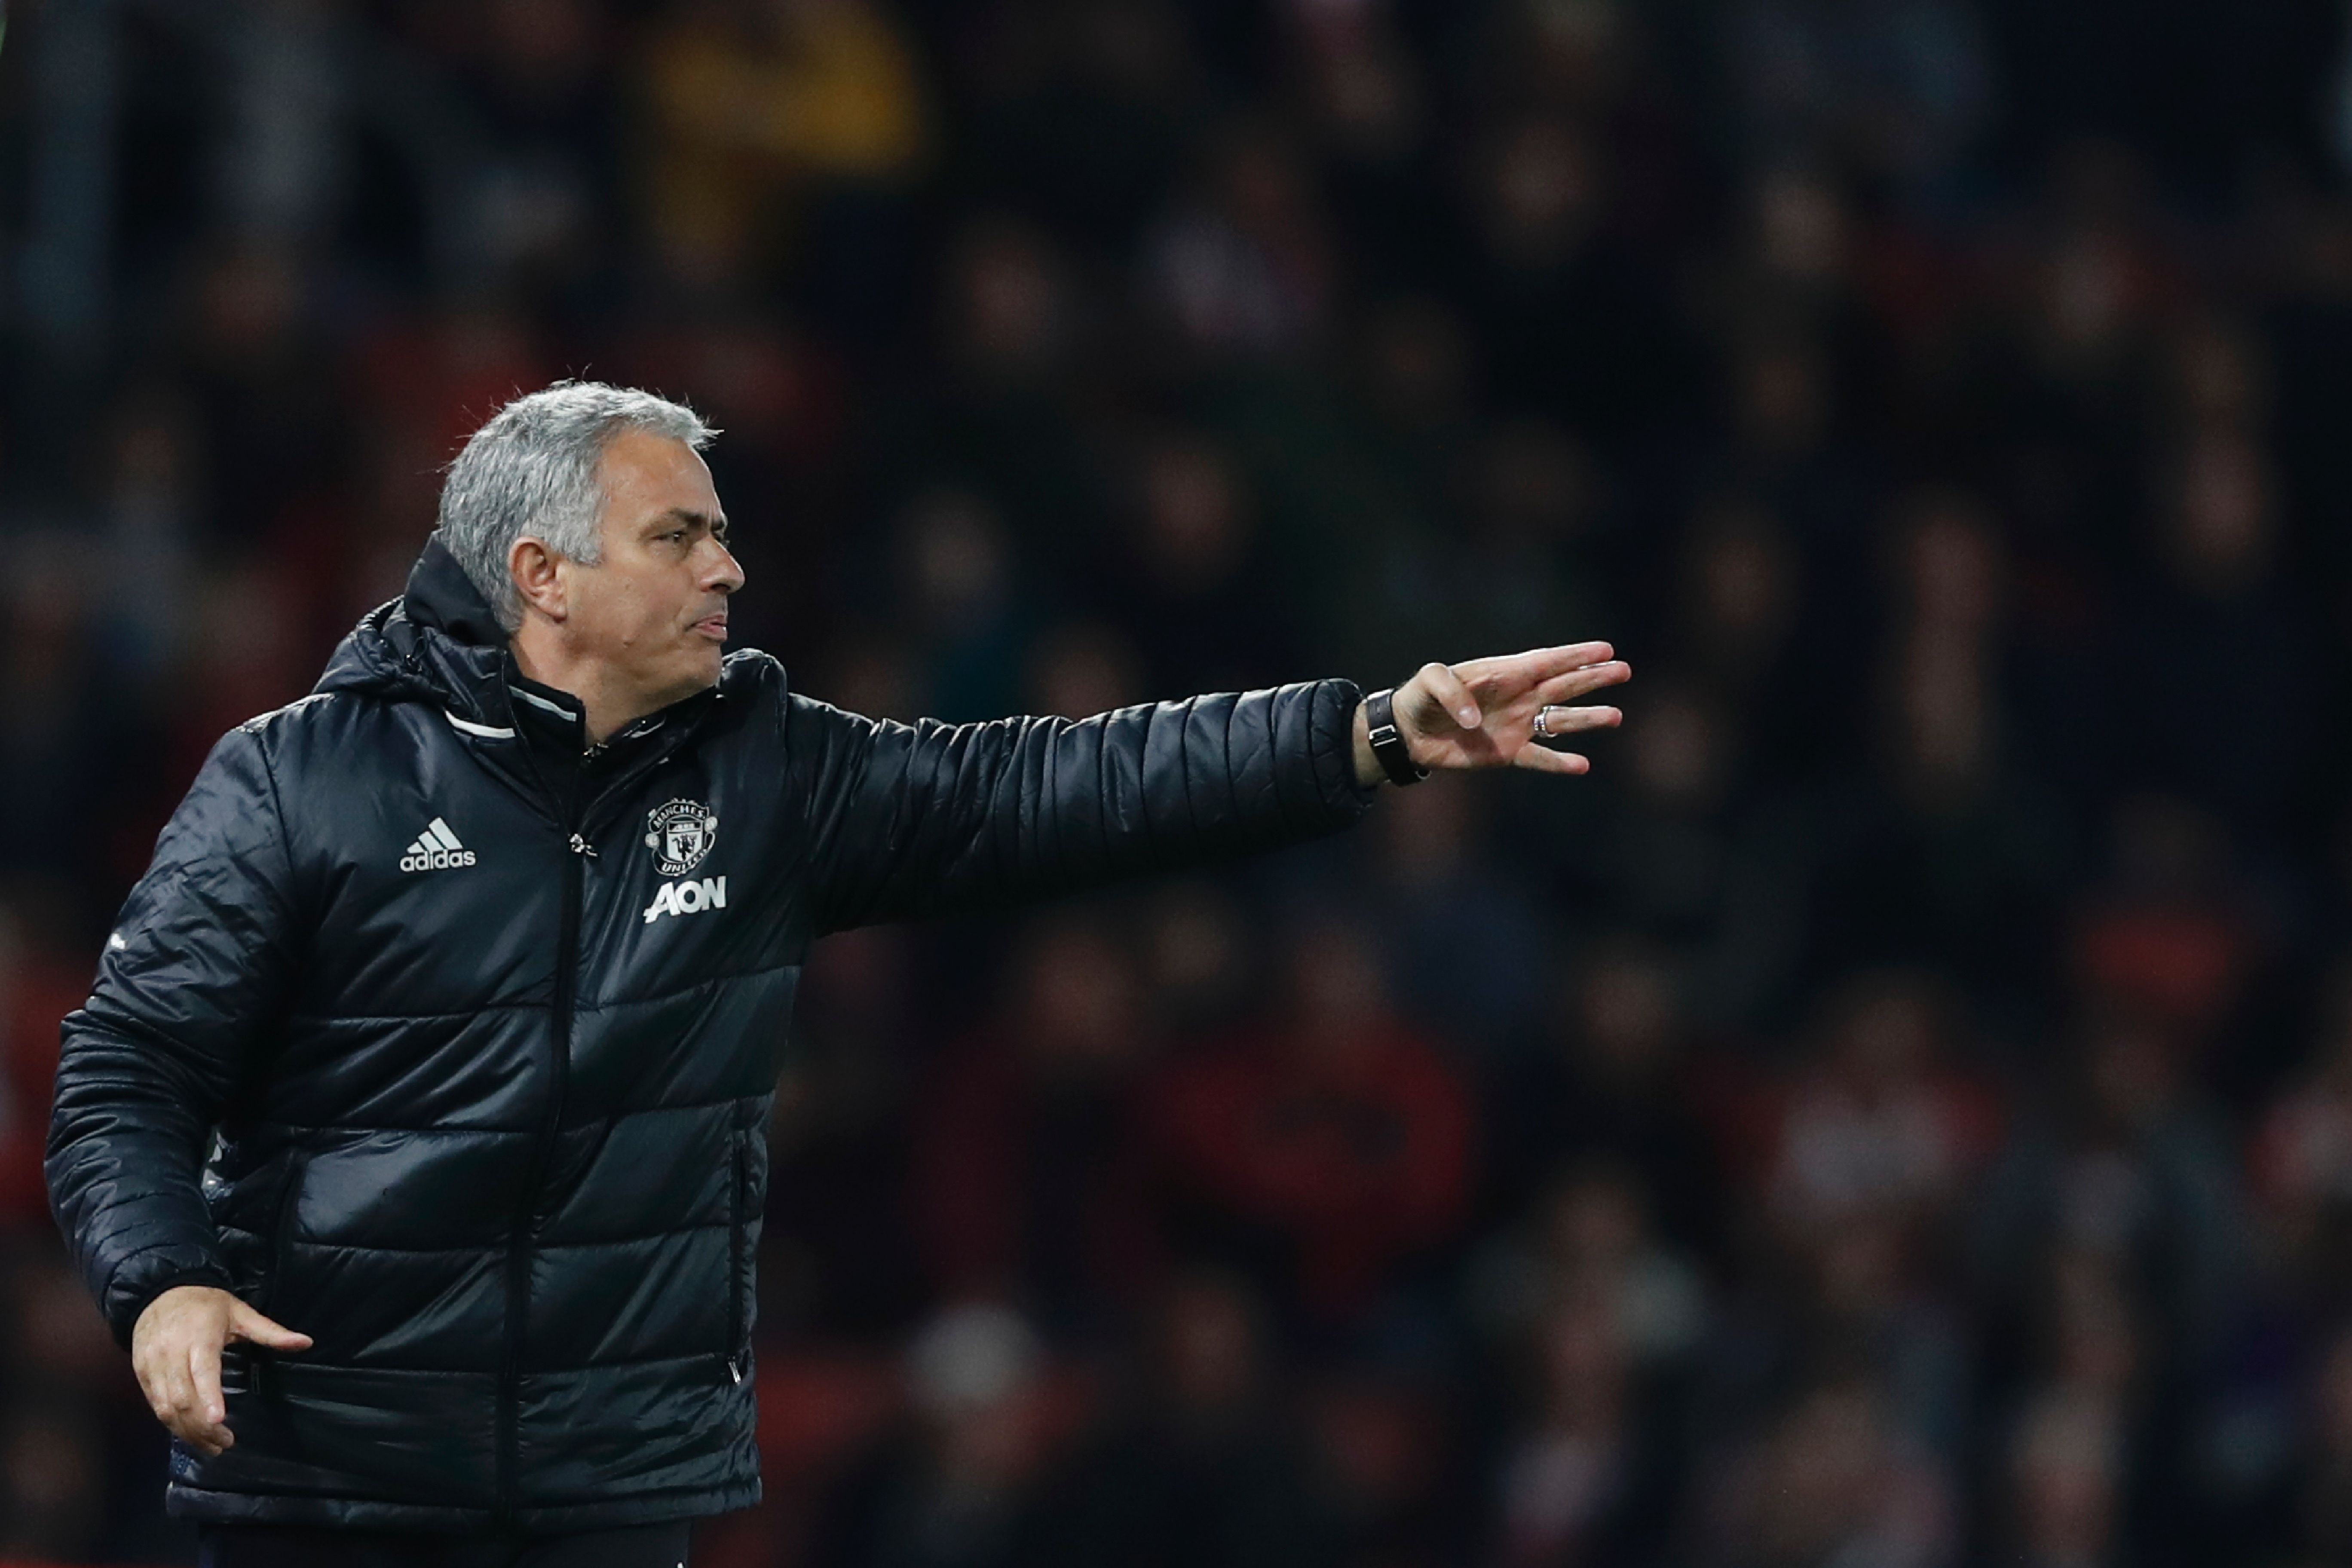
1364,687,1429,786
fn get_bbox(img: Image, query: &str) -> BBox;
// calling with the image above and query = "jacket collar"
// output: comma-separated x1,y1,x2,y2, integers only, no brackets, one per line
402,531,508,649
315,533,515,734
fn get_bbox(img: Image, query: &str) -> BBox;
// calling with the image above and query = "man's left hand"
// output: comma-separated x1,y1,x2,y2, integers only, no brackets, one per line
1353,643,1630,786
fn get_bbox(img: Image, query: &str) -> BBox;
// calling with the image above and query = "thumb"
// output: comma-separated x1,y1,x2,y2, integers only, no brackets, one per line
227,1301,312,1352
1414,662,1481,731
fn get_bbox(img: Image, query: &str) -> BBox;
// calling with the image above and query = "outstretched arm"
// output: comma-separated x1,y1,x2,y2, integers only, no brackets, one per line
795,679,1373,934
792,643,1629,935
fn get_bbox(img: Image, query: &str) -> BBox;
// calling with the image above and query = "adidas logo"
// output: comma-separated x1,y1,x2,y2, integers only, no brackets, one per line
400,817,478,873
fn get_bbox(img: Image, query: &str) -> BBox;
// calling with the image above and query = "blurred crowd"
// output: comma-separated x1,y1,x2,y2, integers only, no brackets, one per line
8,0,2352,1563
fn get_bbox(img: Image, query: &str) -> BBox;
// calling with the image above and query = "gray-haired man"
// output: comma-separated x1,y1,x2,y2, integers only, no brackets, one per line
48,383,1629,1566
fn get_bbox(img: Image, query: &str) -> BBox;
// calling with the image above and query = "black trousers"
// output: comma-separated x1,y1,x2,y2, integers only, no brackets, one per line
195,1521,692,1568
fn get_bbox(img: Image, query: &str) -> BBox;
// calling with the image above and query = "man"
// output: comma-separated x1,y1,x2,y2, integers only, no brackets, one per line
47,383,1629,1566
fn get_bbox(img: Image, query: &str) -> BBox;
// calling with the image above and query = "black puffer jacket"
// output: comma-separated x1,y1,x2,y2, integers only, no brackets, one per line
47,537,1373,1531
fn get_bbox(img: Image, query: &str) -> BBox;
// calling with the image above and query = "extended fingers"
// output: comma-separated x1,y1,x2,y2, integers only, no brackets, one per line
1531,659,1631,707
1497,641,1617,678
1465,642,1617,690
1531,702,1621,738
1513,743,1590,775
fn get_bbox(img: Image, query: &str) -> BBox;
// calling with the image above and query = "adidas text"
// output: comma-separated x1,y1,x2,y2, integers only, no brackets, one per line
401,818,478,873
643,876,727,925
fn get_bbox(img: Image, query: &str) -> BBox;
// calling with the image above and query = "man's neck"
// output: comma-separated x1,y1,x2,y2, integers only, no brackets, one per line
509,630,649,747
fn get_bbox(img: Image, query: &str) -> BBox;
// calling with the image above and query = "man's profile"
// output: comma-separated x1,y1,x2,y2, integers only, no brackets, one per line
46,382,1628,1567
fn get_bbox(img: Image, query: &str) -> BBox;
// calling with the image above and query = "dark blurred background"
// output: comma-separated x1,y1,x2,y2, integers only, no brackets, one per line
9,0,2352,1562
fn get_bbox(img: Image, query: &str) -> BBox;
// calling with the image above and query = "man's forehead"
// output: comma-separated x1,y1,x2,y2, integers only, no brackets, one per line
600,431,723,509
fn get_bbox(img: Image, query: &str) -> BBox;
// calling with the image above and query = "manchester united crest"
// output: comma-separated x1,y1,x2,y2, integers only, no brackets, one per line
644,798,719,877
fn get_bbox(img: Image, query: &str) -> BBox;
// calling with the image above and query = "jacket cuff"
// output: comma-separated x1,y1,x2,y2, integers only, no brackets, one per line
1305,678,1379,823
104,1249,238,1351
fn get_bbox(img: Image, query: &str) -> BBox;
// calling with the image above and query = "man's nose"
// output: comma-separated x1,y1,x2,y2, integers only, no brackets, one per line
701,539,745,594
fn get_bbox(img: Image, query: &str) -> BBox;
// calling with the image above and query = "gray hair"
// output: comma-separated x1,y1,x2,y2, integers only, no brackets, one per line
437,381,717,631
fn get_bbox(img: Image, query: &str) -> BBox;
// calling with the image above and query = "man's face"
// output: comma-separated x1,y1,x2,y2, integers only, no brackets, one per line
559,429,744,707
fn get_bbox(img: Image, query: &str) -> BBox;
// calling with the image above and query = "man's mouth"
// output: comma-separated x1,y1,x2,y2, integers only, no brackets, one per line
693,612,729,640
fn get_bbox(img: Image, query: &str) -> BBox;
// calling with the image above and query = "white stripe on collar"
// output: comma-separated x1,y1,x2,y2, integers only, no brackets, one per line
507,685,578,719
445,712,517,739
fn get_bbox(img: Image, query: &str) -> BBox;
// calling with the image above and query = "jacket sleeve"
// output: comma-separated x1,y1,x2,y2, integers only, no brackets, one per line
793,680,1375,935
47,724,301,1347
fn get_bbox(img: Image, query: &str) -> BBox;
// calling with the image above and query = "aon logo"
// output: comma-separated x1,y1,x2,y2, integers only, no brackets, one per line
643,875,727,925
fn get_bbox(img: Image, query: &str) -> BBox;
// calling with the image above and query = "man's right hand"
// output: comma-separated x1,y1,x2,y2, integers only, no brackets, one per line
131,1285,312,1456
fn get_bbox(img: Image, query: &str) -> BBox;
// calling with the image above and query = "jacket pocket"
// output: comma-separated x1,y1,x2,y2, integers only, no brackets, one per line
725,1130,749,1384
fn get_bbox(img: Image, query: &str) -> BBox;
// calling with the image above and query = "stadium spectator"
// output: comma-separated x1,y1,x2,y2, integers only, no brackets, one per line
1149,919,1475,1327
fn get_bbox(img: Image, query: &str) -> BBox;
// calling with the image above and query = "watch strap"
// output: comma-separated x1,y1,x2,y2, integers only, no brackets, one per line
1365,687,1430,786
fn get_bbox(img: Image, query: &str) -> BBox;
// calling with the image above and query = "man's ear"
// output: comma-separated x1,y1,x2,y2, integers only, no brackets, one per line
509,537,568,622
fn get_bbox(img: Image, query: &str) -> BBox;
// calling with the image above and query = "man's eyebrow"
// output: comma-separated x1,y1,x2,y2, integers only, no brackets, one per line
647,507,727,533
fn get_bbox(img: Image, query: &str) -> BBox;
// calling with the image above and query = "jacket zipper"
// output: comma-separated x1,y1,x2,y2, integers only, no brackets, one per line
480,701,703,1516
496,778,588,1522
726,1132,748,1384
